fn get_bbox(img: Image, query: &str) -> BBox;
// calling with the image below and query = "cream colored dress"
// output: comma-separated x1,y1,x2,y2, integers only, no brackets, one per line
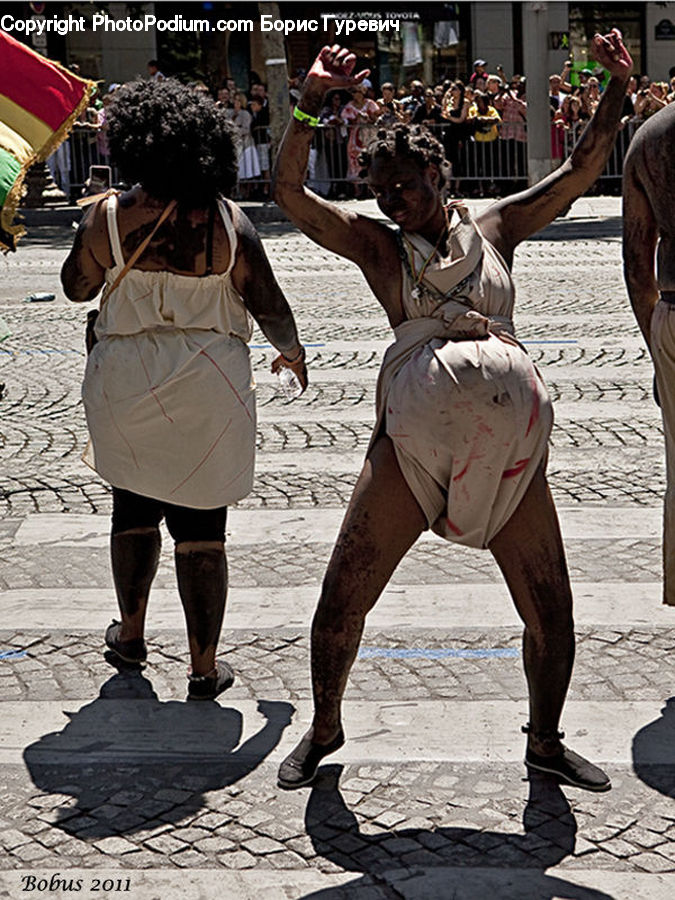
375,204,553,548
82,195,255,509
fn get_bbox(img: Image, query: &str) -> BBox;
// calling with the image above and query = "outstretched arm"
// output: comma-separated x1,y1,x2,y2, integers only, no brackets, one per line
622,148,659,354
477,30,632,263
273,45,395,270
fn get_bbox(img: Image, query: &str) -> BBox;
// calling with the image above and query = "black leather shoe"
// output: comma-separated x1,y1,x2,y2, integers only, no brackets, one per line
104,620,147,664
525,745,611,792
187,660,235,701
277,729,345,790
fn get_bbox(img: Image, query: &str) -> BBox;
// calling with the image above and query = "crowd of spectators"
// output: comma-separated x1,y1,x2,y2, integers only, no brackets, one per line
306,55,675,199
51,55,675,203
53,60,274,201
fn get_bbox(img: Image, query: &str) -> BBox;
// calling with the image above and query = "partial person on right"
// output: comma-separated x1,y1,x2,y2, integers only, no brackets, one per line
623,102,675,606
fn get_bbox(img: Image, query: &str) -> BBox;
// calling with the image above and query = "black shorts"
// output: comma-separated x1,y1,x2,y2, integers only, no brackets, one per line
111,487,227,544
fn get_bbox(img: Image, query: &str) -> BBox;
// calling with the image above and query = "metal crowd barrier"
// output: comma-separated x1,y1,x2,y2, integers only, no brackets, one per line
66,125,121,201
64,117,644,204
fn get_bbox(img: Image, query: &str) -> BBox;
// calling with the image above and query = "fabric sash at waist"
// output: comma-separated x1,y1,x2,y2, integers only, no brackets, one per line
371,299,515,452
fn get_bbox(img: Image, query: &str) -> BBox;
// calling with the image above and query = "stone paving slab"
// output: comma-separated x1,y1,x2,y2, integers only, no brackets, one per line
0,535,665,589
10,507,665,547
0,626,673,705
0,696,670,766
0,758,673,877
0,582,670,630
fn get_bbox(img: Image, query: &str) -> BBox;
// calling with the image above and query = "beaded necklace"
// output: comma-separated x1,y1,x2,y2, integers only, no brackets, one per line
399,202,476,307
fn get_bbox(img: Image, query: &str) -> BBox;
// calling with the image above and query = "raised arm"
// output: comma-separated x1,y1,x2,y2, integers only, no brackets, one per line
477,29,632,262
273,45,394,269
230,206,308,388
622,143,659,354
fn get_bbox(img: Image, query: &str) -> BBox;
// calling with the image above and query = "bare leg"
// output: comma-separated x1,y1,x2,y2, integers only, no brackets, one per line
489,467,573,754
174,540,227,677
111,527,161,642
489,467,610,791
278,436,426,788
312,437,426,741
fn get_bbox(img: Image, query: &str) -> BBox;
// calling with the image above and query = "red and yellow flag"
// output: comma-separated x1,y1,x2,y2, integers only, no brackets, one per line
0,31,95,250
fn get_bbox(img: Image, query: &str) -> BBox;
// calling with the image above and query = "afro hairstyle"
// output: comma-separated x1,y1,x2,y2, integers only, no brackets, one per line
106,79,239,205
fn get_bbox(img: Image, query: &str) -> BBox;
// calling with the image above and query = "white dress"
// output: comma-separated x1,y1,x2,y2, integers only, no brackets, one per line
375,204,553,548
82,194,256,509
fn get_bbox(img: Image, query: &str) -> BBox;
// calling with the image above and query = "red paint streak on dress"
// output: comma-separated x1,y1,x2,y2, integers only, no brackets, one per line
453,461,470,482
133,337,174,424
502,458,530,479
220,457,254,492
170,418,233,494
445,516,464,536
525,368,540,437
200,349,254,423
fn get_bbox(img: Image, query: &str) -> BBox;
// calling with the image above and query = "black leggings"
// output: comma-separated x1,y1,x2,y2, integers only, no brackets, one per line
111,487,227,544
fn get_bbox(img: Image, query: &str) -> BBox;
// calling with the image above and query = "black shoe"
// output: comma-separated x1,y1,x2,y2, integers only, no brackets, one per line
104,620,147,664
277,729,345,790
525,745,611,792
187,660,235,701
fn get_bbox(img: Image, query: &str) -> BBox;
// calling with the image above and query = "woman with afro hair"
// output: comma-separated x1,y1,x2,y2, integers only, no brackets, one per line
62,79,307,700
274,36,632,792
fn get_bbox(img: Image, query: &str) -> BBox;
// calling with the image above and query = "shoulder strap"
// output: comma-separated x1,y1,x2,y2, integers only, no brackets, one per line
205,202,215,276
105,194,125,268
217,197,238,276
104,199,177,299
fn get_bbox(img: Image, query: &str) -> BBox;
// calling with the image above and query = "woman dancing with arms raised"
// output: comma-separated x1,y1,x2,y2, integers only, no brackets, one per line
274,33,631,790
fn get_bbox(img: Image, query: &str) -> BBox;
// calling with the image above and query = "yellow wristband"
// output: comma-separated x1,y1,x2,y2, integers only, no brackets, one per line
293,106,319,127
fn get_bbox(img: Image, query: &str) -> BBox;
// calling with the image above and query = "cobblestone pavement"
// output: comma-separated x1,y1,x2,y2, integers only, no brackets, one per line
1,200,674,898
0,628,673,704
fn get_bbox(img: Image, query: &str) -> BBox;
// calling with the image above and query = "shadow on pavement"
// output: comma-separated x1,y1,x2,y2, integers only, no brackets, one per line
529,216,621,242
301,765,615,900
14,225,77,250
23,667,293,838
632,696,675,799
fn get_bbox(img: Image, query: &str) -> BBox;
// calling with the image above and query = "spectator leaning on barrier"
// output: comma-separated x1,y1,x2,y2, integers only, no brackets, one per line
341,84,379,197
496,79,527,183
249,83,270,198
468,89,501,194
441,80,471,195
412,88,444,127
226,92,261,195
319,90,348,196
400,80,424,119
377,82,404,124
